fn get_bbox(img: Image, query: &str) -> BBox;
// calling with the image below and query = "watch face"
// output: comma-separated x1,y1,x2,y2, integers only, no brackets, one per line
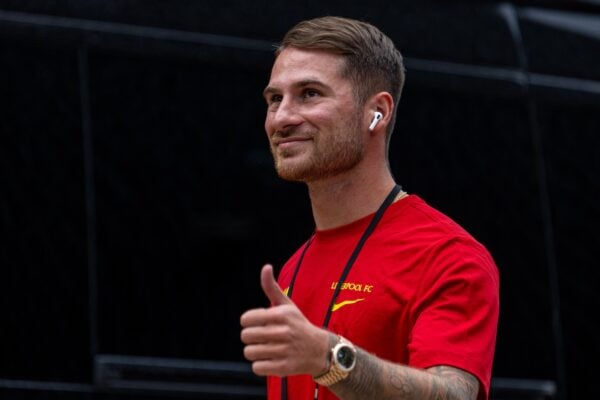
336,345,356,369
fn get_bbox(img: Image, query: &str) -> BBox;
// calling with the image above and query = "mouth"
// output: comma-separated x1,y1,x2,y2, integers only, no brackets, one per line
273,136,312,149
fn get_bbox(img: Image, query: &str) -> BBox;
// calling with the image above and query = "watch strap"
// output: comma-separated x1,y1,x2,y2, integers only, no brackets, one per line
313,336,356,387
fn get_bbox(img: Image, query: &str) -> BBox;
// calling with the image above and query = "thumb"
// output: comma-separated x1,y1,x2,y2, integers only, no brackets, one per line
261,264,292,306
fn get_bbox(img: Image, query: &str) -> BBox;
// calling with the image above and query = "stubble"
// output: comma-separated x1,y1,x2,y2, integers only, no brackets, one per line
271,115,364,182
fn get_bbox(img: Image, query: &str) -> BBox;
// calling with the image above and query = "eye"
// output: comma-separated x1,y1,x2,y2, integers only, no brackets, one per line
303,88,320,99
266,94,283,110
268,94,283,105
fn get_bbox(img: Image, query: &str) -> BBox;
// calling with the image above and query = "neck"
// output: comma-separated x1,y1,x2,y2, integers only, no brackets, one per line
307,166,397,230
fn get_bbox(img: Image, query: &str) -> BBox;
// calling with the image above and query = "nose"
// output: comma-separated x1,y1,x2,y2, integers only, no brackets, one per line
265,97,303,135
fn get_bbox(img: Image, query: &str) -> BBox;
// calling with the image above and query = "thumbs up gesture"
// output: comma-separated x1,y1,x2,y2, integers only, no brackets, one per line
259,263,293,307
240,264,331,378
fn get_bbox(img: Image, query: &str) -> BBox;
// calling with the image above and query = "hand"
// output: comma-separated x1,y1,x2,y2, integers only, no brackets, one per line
240,264,330,377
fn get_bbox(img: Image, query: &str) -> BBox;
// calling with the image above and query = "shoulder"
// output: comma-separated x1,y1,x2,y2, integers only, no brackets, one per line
382,196,484,250
390,195,474,238
381,195,499,283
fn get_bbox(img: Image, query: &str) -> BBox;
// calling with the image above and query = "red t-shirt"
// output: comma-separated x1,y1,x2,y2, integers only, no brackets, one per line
267,195,499,400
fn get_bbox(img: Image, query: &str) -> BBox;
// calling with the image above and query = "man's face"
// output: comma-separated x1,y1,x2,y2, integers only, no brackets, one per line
263,47,365,182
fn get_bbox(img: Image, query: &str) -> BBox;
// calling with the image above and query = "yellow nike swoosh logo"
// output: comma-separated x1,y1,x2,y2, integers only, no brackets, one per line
332,298,365,312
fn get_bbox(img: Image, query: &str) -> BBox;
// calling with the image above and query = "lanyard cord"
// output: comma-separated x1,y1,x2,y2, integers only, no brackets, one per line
281,184,402,400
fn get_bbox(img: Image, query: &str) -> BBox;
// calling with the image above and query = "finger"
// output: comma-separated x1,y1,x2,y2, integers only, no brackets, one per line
243,342,288,362
251,359,289,377
241,323,293,344
240,326,261,345
240,308,269,328
261,264,291,306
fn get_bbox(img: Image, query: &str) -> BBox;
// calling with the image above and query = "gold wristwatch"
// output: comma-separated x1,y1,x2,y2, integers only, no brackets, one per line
313,336,357,387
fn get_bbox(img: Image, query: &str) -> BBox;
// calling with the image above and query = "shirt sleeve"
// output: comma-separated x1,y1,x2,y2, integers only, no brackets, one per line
407,237,500,400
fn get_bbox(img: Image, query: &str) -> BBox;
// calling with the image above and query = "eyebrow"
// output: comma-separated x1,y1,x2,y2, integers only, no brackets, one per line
263,79,329,99
262,86,278,99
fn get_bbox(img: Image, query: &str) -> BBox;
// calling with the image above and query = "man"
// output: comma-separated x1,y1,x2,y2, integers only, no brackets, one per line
240,16,499,400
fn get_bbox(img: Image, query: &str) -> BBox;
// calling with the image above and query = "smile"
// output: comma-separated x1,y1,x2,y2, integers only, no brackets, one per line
274,137,312,148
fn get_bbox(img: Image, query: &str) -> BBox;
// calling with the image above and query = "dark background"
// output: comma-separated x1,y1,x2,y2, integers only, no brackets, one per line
1,1,599,399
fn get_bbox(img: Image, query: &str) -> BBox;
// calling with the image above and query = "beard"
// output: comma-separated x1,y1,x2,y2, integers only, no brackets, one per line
270,116,365,182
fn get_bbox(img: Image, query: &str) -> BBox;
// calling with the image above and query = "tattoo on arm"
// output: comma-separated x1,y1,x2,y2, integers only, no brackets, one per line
426,366,480,400
330,349,479,400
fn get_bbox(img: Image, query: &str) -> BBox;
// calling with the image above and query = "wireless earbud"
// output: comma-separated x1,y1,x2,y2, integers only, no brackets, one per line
369,112,383,131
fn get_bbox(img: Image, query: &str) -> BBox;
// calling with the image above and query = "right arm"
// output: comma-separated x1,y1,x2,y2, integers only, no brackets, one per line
330,344,478,400
240,265,479,400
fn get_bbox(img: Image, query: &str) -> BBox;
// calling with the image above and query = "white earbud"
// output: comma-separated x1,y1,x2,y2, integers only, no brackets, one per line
369,111,383,131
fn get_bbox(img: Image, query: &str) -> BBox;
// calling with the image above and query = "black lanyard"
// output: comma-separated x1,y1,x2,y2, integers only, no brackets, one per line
281,184,402,400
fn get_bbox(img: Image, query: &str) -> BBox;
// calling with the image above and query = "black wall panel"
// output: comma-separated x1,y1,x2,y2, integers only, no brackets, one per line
520,8,600,81
0,40,91,381
537,100,600,400
1,2,599,399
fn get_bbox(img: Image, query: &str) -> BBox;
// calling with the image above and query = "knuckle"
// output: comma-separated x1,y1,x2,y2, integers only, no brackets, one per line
273,325,293,340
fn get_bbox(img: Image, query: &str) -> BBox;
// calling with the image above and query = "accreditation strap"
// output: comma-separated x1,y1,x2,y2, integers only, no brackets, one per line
282,184,402,400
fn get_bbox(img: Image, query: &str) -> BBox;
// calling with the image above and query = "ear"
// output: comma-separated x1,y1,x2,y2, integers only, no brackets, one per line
365,92,394,135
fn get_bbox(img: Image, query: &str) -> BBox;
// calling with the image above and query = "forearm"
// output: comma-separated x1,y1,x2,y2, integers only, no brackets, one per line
329,348,479,400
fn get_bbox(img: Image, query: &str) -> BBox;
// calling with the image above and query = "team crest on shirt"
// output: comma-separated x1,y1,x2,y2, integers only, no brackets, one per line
330,281,374,312
283,282,375,311
330,281,374,293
